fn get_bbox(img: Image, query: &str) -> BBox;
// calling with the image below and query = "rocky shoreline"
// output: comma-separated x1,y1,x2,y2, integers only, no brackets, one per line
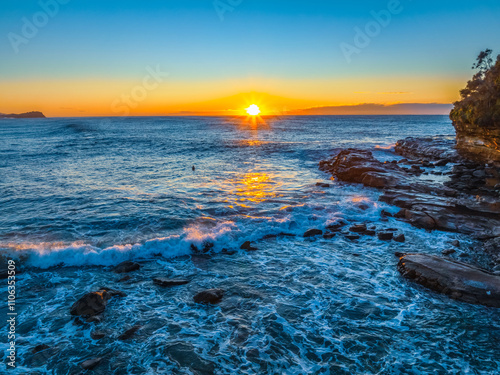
319,135,500,308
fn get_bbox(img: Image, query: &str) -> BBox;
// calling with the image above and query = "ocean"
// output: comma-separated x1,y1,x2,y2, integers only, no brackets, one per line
1,116,499,374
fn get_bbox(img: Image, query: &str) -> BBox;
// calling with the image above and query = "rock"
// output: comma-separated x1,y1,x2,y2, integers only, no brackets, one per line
381,210,393,217
316,182,330,188
303,229,323,238
86,315,103,324
345,234,360,241
221,249,237,256
240,241,258,251
32,344,50,354
323,232,336,239
113,261,140,274
326,221,347,232
118,275,131,282
394,252,405,258
398,254,500,307
442,249,456,256
395,137,461,162
435,159,450,167
118,325,142,340
378,232,394,241
319,149,402,188
473,169,486,179
80,357,103,370
364,230,376,236
451,240,460,247
91,330,106,340
193,289,224,305
153,278,190,287
70,288,125,317
349,224,367,233
393,234,406,243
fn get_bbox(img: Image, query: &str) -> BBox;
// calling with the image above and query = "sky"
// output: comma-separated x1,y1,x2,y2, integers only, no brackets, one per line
1,0,500,117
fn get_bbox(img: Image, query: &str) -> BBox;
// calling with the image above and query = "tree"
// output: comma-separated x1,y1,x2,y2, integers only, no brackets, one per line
472,49,493,75
450,50,500,127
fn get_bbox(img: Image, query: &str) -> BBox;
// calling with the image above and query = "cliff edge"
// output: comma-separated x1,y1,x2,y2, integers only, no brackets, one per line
450,50,500,163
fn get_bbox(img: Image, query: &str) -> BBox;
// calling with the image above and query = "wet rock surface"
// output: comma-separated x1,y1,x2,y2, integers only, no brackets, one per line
320,138,500,240
118,325,142,340
304,229,323,238
320,136,500,304
80,357,103,370
113,261,141,274
70,287,126,317
193,289,224,305
398,254,500,308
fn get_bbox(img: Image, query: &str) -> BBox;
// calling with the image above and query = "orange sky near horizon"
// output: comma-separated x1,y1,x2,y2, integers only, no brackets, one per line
0,74,464,117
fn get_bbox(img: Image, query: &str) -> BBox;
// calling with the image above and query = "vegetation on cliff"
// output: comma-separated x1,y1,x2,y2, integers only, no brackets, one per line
450,49,500,127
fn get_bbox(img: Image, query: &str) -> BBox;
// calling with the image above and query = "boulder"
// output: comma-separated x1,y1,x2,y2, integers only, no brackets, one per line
193,289,224,305
378,232,394,241
393,234,406,243
349,224,367,233
240,241,258,251
303,229,323,238
70,288,125,317
398,254,500,307
113,261,140,274
153,278,190,287
80,357,103,370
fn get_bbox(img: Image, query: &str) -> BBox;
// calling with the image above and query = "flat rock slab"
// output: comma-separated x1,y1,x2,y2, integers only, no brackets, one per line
153,278,190,287
398,254,500,308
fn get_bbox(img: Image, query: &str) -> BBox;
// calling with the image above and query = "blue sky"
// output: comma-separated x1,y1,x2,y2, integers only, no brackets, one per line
1,0,499,115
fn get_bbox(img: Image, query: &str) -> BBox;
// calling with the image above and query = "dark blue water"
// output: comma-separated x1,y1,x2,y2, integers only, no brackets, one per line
1,116,499,374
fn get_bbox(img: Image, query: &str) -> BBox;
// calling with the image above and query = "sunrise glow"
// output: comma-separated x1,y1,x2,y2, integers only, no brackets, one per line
246,104,261,116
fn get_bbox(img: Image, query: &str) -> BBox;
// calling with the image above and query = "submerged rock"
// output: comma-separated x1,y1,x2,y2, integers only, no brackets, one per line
393,234,406,243
32,344,50,354
91,330,106,340
118,325,142,340
398,254,500,307
193,289,224,305
240,241,258,251
153,278,190,287
113,261,141,274
70,288,125,317
80,357,103,370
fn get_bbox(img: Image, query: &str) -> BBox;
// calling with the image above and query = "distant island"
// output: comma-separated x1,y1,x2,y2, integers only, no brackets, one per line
0,111,46,119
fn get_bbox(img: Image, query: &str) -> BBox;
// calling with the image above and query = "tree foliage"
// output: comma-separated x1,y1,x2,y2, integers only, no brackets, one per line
450,50,500,128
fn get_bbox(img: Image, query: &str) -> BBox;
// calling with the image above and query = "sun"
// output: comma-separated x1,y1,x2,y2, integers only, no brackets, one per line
246,104,261,116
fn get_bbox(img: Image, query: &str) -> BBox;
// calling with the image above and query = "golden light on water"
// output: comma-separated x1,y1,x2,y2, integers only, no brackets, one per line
246,104,261,116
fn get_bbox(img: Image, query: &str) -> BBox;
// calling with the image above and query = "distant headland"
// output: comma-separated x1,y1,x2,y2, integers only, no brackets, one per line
0,111,46,119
